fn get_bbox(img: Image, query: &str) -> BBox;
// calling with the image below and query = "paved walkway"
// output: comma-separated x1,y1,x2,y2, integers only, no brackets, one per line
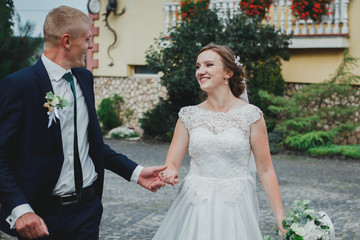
1,139,359,239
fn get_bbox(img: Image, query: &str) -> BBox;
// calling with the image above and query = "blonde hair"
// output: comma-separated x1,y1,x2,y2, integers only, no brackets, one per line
44,6,92,48
197,43,246,98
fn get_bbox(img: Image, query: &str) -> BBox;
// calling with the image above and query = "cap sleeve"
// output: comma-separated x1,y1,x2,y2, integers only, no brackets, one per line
178,106,192,130
247,104,263,125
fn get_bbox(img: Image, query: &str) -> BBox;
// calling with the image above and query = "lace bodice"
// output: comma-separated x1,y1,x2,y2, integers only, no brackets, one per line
179,104,262,179
153,104,264,239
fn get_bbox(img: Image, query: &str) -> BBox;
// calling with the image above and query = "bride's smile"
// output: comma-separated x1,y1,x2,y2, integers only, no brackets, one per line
195,50,232,91
199,76,210,83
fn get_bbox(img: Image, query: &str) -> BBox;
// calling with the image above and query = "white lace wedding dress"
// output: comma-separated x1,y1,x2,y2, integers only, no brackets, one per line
153,104,264,240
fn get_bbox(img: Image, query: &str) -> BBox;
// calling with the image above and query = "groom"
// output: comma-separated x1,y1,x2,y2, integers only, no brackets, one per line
0,5,166,240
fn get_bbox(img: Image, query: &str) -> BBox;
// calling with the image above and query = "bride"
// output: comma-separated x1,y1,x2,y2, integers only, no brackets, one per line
153,43,285,240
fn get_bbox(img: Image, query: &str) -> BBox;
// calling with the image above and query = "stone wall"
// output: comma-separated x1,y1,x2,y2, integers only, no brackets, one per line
94,78,360,144
285,83,360,145
94,76,167,129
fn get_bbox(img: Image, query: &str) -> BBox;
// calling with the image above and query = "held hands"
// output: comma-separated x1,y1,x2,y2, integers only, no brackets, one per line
138,165,167,192
158,169,179,187
15,212,49,239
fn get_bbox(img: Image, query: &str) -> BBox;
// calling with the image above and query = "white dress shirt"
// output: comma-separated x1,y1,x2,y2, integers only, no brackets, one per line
6,55,143,228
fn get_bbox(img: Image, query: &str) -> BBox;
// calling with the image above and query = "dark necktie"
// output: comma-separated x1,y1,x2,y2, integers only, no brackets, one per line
63,72,83,198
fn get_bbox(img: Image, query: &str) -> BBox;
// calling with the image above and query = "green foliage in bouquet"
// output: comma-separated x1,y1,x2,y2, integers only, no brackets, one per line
264,200,333,240
281,200,332,240
259,50,360,154
142,6,291,139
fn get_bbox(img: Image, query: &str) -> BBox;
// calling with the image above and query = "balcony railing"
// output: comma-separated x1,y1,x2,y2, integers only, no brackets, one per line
163,0,350,48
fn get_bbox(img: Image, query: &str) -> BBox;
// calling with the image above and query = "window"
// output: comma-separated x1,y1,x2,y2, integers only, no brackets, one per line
132,65,157,75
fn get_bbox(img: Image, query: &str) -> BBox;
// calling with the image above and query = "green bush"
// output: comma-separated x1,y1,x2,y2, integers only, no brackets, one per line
308,145,360,160
141,3,291,139
250,61,285,131
139,99,178,141
97,94,132,132
284,130,337,151
268,129,283,154
111,94,124,117
97,98,121,132
260,50,360,153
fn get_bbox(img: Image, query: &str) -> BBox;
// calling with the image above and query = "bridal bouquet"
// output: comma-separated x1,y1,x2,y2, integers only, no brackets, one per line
264,200,335,240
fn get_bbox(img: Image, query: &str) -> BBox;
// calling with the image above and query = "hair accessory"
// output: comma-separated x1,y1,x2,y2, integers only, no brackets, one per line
234,55,242,66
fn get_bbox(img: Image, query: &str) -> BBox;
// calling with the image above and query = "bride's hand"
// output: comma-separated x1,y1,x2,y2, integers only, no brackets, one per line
159,169,179,186
277,223,286,239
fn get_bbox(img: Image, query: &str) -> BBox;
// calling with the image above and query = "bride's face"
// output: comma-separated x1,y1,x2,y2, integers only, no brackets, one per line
195,50,230,92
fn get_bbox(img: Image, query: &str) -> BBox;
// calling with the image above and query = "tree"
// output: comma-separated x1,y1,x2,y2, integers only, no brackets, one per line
0,0,43,79
141,1,223,140
219,16,290,130
0,0,15,79
141,2,292,139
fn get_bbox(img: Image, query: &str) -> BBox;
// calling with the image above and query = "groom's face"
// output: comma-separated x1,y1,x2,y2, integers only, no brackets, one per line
67,23,93,68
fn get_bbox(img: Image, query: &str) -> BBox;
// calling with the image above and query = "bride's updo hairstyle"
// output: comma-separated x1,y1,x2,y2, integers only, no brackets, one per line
197,43,246,98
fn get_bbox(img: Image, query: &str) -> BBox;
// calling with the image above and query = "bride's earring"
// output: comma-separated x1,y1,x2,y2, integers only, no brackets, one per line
224,78,228,85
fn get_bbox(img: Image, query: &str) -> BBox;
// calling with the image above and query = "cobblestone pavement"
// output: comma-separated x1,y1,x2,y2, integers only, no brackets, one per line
1,139,359,240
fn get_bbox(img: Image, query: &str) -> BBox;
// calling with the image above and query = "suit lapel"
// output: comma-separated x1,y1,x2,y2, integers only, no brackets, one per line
33,59,63,149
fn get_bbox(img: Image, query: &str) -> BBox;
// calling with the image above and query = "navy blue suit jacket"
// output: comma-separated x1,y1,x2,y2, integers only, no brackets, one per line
0,59,138,235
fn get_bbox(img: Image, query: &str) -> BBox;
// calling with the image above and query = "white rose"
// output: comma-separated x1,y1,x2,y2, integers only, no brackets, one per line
50,96,60,106
291,223,306,237
304,209,315,215
303,221,322,240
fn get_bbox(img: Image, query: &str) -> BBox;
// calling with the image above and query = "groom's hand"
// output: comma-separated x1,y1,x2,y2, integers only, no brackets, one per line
138,165,167,192
15,212,49,239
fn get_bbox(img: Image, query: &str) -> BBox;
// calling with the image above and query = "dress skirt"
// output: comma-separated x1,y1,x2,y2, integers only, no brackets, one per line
152,174,263,240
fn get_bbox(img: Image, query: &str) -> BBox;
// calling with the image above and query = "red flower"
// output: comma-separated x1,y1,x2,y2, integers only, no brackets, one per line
291,0,332,22
239,0,273,19
180,0,210,20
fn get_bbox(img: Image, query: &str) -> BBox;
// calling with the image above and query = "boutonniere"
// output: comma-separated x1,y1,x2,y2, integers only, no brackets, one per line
43,91,68,128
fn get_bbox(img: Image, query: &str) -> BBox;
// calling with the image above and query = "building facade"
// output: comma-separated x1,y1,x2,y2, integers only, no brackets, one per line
86,0,359,137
